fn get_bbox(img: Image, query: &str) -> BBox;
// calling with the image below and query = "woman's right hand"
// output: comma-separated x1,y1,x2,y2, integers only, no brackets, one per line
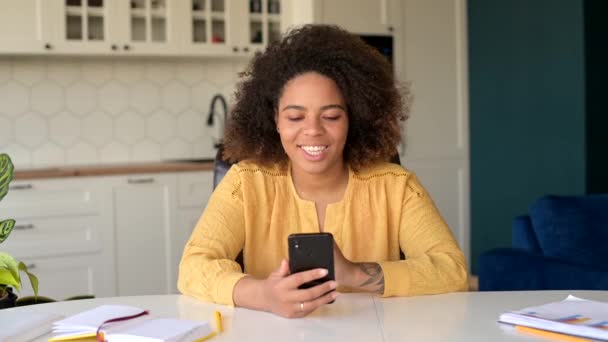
260,259,339,318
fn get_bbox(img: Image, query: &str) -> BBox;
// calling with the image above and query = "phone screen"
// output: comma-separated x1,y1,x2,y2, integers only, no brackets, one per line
288,232,335,289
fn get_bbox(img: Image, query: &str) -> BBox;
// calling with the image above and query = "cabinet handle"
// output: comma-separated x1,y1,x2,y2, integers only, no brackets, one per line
25,263,36,269
243,47,250,53
9,184,33,191
232,46,239,53
14,224,35,230
44,43,53,50
123,44,131,51
111,44,118,51
127,177,155,184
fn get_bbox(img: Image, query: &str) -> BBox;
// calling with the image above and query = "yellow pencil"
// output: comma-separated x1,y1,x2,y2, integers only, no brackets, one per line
194,331,217,342
214,310,223,333
516,325,592,342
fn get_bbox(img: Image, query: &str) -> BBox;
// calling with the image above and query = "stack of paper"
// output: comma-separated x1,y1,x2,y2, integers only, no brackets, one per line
499,295,608,341
0,311,64,342
51,305,212,342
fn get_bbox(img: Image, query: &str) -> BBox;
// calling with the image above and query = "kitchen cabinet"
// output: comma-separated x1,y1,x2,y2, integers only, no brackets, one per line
173,171,213,293
0,0,52,54
179,0,287,56
17,254,113,299
2,169,215,298
0,0,289,56
1,176,116,299
44,0,178,55
112,173,176,296
292,0,400,36
110,170,213,295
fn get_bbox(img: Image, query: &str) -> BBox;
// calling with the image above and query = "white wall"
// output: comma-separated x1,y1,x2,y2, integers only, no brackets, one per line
0,57,246,169
398,0,470,269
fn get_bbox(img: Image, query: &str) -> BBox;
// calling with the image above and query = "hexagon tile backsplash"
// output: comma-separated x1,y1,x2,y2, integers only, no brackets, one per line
0,57,245,169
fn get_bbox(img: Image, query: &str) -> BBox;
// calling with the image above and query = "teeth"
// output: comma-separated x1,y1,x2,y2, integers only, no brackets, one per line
300,145,327,156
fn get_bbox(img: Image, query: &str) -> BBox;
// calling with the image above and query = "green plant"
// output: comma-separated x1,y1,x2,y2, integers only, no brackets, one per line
0,153,38,300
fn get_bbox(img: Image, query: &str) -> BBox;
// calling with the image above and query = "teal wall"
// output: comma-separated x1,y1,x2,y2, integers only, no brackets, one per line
468,0,586,273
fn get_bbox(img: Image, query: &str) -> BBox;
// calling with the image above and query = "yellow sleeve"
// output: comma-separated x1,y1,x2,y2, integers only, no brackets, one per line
177,166,247,306
378,173,468,297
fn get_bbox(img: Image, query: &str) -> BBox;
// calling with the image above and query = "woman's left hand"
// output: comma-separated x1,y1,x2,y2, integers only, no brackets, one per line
333,241,357,287
333,241,386,294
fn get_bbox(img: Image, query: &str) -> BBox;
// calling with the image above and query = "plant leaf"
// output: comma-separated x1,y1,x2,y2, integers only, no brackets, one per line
0,252,20,287
0,153,15,202
0,219,16,244
0,267,19,288
18,261,39,297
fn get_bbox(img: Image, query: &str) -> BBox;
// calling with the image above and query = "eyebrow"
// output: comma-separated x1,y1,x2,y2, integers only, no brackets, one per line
281,104,346,112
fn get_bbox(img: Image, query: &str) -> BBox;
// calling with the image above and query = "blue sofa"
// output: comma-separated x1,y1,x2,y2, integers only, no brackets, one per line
478,194,608,291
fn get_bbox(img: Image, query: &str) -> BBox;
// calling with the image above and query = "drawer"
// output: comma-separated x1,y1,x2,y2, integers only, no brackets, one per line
5,178,104,218
18,253,116,299
1,216,103,259
177,171,213,208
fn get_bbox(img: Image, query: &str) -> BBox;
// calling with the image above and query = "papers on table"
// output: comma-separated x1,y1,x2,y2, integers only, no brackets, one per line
499,295,608,341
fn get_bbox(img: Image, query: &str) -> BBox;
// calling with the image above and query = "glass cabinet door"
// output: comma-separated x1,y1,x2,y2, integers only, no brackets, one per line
62,0,108,44
128,0,168,44
189,0,228,49
248,0,281,46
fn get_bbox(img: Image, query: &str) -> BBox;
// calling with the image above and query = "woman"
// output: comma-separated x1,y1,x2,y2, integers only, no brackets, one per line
178,24,468,318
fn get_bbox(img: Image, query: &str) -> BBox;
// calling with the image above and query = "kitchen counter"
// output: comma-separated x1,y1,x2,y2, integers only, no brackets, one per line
14,160,214,180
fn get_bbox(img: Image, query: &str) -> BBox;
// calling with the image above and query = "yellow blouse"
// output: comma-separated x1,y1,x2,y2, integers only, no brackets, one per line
178,161,468,305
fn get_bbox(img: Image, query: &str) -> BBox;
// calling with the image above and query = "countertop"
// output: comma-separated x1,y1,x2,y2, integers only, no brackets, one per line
13,160,215,180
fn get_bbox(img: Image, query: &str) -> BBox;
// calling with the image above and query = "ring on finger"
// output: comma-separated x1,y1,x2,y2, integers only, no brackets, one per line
300,302,304,311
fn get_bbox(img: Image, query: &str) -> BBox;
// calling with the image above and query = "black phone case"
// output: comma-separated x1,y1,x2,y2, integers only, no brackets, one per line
288,233,335,289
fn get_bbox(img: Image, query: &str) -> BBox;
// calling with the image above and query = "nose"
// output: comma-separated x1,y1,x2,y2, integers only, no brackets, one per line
303,116,324,136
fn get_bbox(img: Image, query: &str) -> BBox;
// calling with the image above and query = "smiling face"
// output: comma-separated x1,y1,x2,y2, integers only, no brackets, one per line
276,72,349,177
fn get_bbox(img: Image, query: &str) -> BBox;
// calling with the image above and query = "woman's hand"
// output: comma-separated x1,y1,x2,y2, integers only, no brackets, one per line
234,259,339,318
333,242,385,294
332,241,357,287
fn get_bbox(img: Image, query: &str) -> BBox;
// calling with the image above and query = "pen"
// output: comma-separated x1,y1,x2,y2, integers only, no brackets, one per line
515,325,592,342
214,310,223,333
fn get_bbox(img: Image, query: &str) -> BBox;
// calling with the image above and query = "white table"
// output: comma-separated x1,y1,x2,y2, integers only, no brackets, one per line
3,290,608,341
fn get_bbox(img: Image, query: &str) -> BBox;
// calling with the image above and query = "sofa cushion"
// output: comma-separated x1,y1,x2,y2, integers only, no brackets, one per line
529,194,608,265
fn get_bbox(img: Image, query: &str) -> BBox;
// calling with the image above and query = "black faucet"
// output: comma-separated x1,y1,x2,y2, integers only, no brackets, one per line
207,94,228,148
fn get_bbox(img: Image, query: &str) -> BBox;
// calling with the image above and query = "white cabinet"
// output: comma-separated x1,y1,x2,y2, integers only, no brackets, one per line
17,255,112,299
115,0,179,54
45,0,178,55
180,0,286,56
173,171,213,293
111,170,212,295
312,0,399,35
0,0,52,53
1,177,116,299
0,0,289,56
112,173,176,296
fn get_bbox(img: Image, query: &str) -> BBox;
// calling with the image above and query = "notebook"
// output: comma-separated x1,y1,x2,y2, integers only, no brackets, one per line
0,310,64,342
499,295,608,341
50,305,212,342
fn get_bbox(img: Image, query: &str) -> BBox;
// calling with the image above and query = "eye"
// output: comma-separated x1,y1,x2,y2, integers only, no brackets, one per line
323,114,342,121
287,116,303,122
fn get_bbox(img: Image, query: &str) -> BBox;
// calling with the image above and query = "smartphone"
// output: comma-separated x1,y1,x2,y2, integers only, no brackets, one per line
288,232,335,290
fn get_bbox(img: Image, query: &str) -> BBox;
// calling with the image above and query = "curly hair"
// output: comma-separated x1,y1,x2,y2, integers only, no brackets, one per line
223,24,409,170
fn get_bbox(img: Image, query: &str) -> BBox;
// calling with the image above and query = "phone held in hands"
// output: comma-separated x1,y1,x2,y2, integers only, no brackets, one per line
287,232,335,290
